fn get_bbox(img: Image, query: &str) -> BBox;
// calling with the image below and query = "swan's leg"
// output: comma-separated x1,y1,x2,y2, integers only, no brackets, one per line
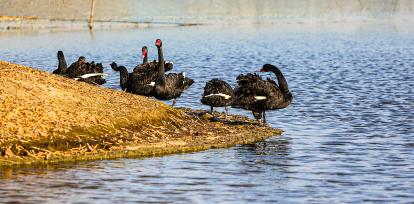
210,106,214,114
263,111,267,126
172,99,176,106
225,106,229,119
210,107,220,122
258,118,262,126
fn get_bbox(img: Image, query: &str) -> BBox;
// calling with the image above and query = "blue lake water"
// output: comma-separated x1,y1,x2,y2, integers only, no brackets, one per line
0,23,414,203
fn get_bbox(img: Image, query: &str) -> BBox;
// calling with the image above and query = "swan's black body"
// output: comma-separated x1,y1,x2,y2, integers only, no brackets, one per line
152,39,194,105
52,51,106,85
65,56,87,78
110,62,155,96
233,64,292,125
79,62,106,85
201,79,234,114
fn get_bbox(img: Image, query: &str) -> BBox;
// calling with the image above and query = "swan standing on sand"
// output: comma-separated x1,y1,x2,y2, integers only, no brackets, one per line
152,39,194,106
201,79,234,118
233,64,293,126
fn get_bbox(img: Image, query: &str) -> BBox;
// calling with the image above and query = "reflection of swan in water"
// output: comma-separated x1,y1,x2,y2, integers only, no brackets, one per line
252,137,291,156
241,136,292,170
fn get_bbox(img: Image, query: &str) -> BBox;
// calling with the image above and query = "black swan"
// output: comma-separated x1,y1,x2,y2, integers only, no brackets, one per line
152,39,194,106
110,62,156,96
52,51,68,75
52,51,106,85
201,79,234,118
133,46,173,73
233,64,293,126
76,62,106,85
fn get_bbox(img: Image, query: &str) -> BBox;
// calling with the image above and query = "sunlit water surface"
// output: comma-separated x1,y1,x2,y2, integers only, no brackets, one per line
0,24,413,203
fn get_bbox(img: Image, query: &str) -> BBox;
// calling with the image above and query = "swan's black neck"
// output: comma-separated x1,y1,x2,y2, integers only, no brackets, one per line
267,64,290,96
143,54,148,64
57,51,67,73
111,63,129,89
118,66,129,91
156,45,166,86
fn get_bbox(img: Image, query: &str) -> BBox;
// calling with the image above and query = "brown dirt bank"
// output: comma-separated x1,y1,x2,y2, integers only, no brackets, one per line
0,61,281,167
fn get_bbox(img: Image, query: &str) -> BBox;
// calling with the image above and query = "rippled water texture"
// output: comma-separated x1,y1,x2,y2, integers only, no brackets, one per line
1,23,414,203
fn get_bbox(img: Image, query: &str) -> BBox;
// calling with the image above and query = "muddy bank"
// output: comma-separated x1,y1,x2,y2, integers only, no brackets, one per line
0,61,281,167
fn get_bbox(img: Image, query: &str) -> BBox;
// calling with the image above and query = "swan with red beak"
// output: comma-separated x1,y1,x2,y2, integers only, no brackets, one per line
152,39,194,106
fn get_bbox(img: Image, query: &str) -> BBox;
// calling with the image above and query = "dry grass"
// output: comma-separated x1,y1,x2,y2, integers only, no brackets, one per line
0,61,281,167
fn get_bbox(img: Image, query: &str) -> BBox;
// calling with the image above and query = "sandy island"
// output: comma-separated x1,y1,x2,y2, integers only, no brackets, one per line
0,61,281,167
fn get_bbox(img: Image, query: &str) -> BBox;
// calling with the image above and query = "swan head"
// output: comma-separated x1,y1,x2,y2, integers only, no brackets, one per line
109,62,117,70
78,56,86,65
57,50,64,58
142,46,148,59
257,64,278,72
155,39,162,47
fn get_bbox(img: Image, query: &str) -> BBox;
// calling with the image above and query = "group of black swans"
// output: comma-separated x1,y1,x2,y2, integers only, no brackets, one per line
52,39,292,126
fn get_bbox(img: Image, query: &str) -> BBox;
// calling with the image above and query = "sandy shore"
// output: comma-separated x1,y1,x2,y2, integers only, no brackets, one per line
0,61,281,167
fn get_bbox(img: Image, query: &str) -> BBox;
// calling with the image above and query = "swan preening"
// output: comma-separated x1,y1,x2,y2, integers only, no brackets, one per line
232,64,293,125
52,40,292,126
201,64,292,126
52,51,106,85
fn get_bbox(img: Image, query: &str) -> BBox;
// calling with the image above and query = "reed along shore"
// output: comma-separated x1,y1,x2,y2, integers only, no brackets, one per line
0,61,281,167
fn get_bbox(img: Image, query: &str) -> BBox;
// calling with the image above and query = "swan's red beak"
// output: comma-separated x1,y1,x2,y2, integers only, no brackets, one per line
142,47,148,59
255,69,264,72
155,39,162,47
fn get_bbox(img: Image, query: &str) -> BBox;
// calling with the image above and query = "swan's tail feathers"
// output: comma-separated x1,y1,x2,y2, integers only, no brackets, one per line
182,77,194,90
204,93,232,100
79,73,107,79
148,82,155,86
